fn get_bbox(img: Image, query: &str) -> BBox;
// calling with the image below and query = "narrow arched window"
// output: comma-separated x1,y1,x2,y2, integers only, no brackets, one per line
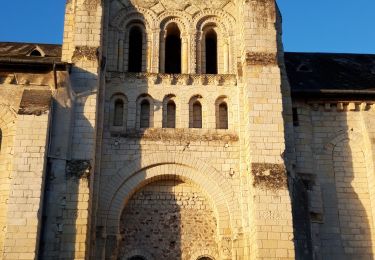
128,26,143,72
192,101,202,128
205,29,218,74
113,99,124,126
140,100,151,128
165,23,181,74
165,101,176,128
217,102,228,129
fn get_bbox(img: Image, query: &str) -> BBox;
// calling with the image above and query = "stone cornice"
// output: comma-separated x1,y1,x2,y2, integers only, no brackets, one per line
106,72,237,86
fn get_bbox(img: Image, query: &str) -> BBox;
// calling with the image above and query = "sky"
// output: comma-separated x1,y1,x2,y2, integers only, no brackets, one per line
0,0,374,54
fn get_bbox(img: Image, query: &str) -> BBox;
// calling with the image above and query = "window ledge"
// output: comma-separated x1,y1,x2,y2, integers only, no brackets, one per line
106,72,237,86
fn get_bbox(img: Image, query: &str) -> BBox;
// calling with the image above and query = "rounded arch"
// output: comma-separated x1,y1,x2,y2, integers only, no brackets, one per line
159,14,190,73
325,130,367,155
136,94,154,129
189,95,204,128
121,249,153,260
162,94,177,128
111,8,156,32
215,96,229,130
109,93,128,132
158,12,191,34
99,152,241,237
195,15,231,74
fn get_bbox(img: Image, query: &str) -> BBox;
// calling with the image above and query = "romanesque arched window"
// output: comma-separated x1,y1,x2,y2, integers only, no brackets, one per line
165,23,181,74
128,26,143,72
140,100,151,128
110,94,128,133
216,96,229,129
205,29,218,74
192,101,202,128
217,102,228,129
114,99,124,126
165,101,176,128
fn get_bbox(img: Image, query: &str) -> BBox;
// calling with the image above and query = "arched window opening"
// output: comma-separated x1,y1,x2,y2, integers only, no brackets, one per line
165,101,176,128
128,26,143,72
140,100,151,128
217,102,228,129
197,257,214,260
192,101,202,128
205,29,218,74
113,99,124,126
165,23,181,74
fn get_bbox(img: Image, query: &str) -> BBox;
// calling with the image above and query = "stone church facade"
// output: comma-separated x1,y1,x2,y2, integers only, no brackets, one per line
0,0,375,259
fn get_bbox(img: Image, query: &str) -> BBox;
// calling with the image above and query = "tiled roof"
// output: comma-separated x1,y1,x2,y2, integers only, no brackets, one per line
284,52,375,95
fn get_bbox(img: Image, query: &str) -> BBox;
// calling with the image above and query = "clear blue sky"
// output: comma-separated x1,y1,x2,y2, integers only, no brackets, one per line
0,0,374,54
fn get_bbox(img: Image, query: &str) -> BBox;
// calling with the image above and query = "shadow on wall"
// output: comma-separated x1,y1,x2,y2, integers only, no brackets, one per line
287,100,375,258
39,66,97,260
324,128,374,259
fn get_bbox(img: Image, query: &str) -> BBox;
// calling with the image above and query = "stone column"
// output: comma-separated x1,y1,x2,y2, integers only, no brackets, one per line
181,35,189,74
159,30,166,74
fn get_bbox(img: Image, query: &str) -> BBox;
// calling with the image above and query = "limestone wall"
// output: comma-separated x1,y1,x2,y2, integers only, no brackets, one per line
2,113,50,260
293,101,375,259
119,179,219,260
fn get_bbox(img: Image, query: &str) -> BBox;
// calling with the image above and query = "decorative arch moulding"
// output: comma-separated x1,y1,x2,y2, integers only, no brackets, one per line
105,72,237,86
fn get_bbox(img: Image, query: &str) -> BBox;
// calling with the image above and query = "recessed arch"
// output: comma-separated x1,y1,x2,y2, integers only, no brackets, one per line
164,22,181,74
189,95,203,129
205,29,218,74
110,94,128,133
215,96,229,129
99,152,241,237
128,25,143,72
136,94,154,129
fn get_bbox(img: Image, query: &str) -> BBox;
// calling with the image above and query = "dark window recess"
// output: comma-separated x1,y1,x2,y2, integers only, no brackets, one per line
165,24,181,74
293,108,299,127
166,101,176,128
127,257,146,260
113,99,124,126
128,27,143,72
192,102,202,128
218,102,228,129
30,49,42,57
205,29,218,74
140,100,151,128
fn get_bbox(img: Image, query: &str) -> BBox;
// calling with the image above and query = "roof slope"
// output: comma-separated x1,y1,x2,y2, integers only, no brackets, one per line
0,42,61,57
285,52,375,95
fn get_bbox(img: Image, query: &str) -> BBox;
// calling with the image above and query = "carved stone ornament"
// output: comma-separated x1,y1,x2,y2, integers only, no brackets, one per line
130,0,230,10
252,163,287,190
245,52,277,66
72,46,98,62
66,160,91,179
